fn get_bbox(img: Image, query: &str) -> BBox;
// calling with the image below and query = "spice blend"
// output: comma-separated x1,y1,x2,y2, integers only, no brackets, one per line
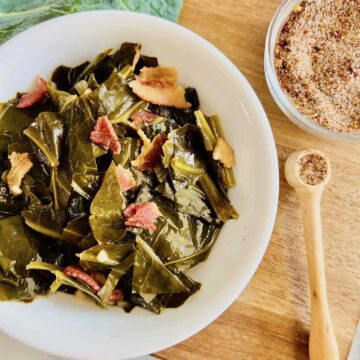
298,154,328,185
275,0,360,133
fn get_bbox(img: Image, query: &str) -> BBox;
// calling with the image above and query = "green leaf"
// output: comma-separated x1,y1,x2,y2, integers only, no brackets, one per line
170,156,206,177
97,72,138,121
78,243,135,271
21,209,63,240
0,254,16,275
26,261,102,304
24,112,64,168
77,234,98,251
62,96,98,174
0,277,35,302
136,185,220,269
172,181,213,221
112,137,140,168
132,235,189,294
98,254,135,304
144,197,221,270
162,124,207,183
21,175,48,211
89,216,127,245
194,110,216,151
0,273,17,287
51,62,90,93
0,215,38,276
49,167,72,211
111,43,141,71
67,194,87,219
0,1,183,44
164,220,221,270
88,161,126,244
90,162,125,218
0,103,34,151
142,117,177,140
207,115,236,189
76,48,112,83
71,171,101,201
198,174,239,221
63,217,90,246
48,85,77,112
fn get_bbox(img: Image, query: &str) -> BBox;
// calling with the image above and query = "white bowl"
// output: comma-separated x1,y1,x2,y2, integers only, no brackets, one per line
0,11,279,360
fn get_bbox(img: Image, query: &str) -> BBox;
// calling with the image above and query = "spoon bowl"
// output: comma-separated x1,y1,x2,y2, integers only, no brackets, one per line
285,148,331,191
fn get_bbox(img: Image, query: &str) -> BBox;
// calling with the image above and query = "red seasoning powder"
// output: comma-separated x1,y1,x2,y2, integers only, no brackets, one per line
275,0,360,133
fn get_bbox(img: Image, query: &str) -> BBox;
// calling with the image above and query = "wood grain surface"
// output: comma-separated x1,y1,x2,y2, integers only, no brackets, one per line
155,1,360,359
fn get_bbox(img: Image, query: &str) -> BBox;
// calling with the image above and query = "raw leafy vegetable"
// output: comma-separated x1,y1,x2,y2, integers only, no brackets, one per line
0,42,238,313
0,1,183,44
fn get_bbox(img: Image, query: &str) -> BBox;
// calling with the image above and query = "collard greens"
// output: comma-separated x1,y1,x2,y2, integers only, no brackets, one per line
0,1,183,44
0,42,239,313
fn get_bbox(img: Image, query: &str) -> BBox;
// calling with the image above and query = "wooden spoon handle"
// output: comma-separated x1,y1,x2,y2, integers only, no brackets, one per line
297,189,339,360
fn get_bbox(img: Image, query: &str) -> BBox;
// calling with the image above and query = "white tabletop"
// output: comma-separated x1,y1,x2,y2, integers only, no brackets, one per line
1,331,154,360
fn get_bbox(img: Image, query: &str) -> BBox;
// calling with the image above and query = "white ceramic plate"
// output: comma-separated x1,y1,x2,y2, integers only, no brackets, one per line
0,11,278,360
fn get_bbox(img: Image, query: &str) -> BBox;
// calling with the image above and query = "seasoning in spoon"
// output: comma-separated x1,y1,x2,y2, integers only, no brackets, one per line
275,0,360,133
298,153,327,185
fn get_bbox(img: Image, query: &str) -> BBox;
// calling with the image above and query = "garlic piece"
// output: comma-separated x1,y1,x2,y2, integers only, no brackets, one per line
212,138,235,168
7,152,33,196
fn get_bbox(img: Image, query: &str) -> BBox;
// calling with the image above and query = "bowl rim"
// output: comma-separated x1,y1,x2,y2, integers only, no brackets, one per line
264,0,360,142
0,10,279,359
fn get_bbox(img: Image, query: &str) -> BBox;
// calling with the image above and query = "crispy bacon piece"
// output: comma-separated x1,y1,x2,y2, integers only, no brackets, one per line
88,271,107,285
64,265,102,292
129,67,191,109
137,67,177,87
64,265,124,302
7,152,33,196
131,133,167,172
131,109,159,127
90,116,121,154
116,163,136,191
17,76,48,108
124,201,162,231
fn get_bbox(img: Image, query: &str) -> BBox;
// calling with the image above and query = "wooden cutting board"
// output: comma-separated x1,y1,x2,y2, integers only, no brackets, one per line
156,1,360,359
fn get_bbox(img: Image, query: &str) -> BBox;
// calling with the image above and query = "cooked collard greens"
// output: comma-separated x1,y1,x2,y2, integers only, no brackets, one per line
0,43,239,313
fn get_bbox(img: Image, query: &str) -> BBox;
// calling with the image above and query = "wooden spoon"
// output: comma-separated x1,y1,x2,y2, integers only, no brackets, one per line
285,149,339,360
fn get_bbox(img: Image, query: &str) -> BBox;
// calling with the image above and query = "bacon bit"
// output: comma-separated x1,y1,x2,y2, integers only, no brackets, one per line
6,152,33,196
88,271,107,286
64,265,102,292
65,265,124,301
109,289,124,302
131,134,167,172
212,138,235,168
124,201,161,231
90,116,121,154
131,109,158,127
137,67,178,87
17,76,48,108
116,164,136,191
129,67,191,109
